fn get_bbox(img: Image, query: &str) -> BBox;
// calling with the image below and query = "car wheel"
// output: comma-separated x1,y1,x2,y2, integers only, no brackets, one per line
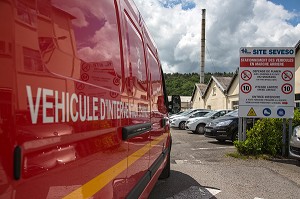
217,139,226,143
232,131,238,142
179,121,185,130
159,150,170,179
196,124,205,134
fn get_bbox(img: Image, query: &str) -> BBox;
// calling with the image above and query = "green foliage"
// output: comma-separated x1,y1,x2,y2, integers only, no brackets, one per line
234,109,300,156
164,72,234,96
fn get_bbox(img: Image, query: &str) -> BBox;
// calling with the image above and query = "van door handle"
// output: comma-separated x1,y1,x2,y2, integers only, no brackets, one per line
14,146,22,180
122,123,152,140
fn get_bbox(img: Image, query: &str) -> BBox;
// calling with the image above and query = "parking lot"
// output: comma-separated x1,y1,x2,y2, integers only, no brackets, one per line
149,128,300,199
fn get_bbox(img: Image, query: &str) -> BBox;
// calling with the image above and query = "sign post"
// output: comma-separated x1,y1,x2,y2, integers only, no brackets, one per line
238,47,295,142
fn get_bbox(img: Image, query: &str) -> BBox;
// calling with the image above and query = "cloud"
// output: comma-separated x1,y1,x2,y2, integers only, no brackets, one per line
134,0,300,74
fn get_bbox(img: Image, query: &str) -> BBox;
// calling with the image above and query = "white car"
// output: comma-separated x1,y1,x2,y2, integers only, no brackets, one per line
170,110,211,130
185,110,232,134
289,125,300,160
169,109,200,120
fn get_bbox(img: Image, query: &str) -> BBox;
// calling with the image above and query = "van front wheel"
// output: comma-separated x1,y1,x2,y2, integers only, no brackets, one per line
159,151,170,179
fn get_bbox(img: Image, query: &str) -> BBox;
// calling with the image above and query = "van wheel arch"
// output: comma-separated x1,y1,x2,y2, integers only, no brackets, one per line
159,150,170,179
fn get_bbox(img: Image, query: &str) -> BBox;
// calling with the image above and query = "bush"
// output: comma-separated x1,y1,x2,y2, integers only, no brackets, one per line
234,109,300,156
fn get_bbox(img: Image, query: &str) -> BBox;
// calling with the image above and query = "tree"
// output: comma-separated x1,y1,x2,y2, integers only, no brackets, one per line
164,72,234,96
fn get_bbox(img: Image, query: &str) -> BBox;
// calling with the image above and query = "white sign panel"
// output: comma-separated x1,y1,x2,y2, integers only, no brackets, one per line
239,47,295,118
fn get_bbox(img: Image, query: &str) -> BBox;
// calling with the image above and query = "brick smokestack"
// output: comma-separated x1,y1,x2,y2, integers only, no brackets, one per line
200,9,206,84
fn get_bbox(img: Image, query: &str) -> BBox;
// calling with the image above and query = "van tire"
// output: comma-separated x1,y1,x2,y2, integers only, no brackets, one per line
159,151,170,179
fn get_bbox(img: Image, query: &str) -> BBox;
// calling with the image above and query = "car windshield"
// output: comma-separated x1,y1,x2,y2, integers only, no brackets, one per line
224,109,238,117
190,111,210,118
180,110,195,116
203,111,217,117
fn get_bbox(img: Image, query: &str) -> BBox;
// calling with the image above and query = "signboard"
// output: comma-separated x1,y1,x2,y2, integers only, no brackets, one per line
239,47,295,118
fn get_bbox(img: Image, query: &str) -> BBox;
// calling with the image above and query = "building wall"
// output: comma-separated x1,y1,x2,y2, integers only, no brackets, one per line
226,76,239,109
191,90,205,109
180,96,192,110
204,81,226,110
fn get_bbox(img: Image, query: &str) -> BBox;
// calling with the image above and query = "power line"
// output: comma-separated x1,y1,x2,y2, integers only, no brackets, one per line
206,45,217,73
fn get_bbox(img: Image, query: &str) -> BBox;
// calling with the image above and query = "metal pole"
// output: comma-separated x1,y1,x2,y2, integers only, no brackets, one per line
288,118,293,157
238,117,243,141
242,118,247,141
282,119,286,157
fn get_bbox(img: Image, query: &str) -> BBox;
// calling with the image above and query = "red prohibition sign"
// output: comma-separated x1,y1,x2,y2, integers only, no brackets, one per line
76,83,85,90
113,77,120,86
81,73,89,82
81,63,90,72
281,70,293,81
241,70,252,81
281,83,293,94
241,83,252,94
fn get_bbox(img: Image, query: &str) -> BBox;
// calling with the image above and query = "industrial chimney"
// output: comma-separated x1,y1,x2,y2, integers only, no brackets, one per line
200,9,206,84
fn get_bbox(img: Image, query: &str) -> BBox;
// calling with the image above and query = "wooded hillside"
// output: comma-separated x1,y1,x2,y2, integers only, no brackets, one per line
164,72,234,96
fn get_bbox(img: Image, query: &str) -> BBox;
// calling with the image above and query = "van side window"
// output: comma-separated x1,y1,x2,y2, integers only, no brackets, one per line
124,14,148,97
38,1,122,92
148,47,164,112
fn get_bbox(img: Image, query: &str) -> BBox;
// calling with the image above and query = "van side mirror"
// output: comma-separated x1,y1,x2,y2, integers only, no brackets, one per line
169,95,181,114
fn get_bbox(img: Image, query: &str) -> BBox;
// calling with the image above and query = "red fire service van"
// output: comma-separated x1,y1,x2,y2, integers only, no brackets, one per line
0,0,181,198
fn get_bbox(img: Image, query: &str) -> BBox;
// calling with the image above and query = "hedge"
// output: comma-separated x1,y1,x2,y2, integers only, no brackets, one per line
234,109,300,156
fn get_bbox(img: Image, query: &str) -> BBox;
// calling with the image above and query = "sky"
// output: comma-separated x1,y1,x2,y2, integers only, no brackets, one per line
134,0,300,74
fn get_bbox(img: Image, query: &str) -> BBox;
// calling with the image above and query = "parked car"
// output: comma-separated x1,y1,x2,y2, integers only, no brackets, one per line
204,109,239,142
185,110,232,134
169,109,200,120
170,110,211,130
289,125,300,160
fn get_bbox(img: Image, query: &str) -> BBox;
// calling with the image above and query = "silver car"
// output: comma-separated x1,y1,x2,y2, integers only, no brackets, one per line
170,110,211,130
185,110,232,134
289,125,300,160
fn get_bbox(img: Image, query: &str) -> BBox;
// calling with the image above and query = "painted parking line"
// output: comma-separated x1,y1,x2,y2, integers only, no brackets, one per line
166,186,221,199
191,146,235,150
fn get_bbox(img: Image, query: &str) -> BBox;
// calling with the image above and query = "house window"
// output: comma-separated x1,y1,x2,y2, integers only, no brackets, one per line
232,101,239,110
23,47,44,72
296,94,300,109
16,0,37,27
212,87,216,96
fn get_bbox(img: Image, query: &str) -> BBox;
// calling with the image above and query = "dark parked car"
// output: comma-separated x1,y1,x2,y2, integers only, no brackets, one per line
204,109,239,142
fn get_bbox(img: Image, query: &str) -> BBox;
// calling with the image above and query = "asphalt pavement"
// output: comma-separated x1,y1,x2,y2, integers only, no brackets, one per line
149,128,300,199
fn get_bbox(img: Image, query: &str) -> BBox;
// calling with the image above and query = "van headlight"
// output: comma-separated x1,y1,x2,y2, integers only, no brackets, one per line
216,120,233,127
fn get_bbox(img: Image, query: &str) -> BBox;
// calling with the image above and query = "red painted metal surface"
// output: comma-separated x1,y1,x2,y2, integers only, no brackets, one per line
0,0,170,198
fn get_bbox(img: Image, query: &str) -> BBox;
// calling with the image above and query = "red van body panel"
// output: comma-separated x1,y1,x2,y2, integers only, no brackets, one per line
0,0,171,198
